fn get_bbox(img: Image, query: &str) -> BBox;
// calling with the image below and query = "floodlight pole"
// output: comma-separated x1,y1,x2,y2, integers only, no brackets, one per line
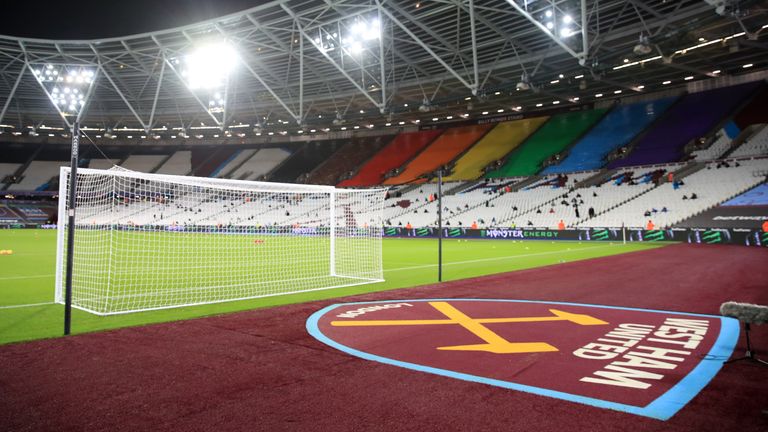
64,121,79,336
437,169,443,282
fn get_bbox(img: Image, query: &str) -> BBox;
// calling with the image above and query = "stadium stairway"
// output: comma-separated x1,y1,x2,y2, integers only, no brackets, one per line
541,97,677,174
441,117,549,181
608,81,763,169
486,108,609,178
338,130,443,187
384,124,493,185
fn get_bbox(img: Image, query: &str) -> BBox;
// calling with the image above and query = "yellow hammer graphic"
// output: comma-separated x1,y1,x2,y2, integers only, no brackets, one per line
331,302,608,354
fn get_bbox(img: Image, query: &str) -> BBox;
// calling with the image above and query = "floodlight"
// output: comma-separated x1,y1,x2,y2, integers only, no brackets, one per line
184,42,239,90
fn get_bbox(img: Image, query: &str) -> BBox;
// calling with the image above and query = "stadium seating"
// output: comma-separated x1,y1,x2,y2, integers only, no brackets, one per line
338,130,443,187
120,154,168,172
729,125,768,158
384,124,492,185
582,158,768,228
691,127,735,161
7,160,66,191
442,117,549,181
156,151,192,175
191,147,238,177
0,163,21,183
87,159,116,170
609,82,761,168
486,109,608,177
306,135,393,185
216,149,259,178
542,97,677,173
270,140,348,183
226,148,292,180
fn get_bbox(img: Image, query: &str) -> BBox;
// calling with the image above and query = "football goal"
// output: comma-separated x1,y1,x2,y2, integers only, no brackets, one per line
54,167,387,315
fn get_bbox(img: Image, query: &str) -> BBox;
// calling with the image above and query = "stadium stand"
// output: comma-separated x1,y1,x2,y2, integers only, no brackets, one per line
486,109,608,177
542,97,677,173
270,140,347,183
0,163,21,184
217,149,259,178
156,151,192,175
609,82,762,168
191,147,238,177
691,126,738,161
7,160,66,191
306,135,393,185
583,158,768,228
87,159,116,170
729,125,768,158
443,117,549,181
225,148,293,180
338,130,443,187
120,154,168,173
384,124,493,184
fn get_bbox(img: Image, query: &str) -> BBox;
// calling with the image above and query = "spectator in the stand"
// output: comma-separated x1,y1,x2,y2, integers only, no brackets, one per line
644,210,652,217
549,208,555,214
683,195,688,200
763,219,768,233
667,172,674,183
405,222,412,229
527,220,533,226
513,206,518,211
672,180,680,190
661,207,668,213
646,220,655,230
536,208,542,214
690,193,698,200
557,220,565,230
593,191,598,197
574,206,580,218
471,221,478,229
588,207,595,218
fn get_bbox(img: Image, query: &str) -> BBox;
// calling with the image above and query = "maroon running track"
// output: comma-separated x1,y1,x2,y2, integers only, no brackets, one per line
1,243,767,432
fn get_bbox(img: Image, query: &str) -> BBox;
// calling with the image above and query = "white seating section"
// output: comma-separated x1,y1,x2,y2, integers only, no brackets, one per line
156,151,191,175
692,129,732,161
226,148,292,180
8,161,66,191
88,159,116,170
215,149,257,178
730,125,768,158
120,155,166,172
0,163,21,181
582,158,768,228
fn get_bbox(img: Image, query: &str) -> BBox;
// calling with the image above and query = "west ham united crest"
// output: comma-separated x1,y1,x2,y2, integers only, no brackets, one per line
307,299,739,420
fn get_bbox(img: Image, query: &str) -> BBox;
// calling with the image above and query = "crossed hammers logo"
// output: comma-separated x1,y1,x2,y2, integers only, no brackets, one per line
332,302,608,354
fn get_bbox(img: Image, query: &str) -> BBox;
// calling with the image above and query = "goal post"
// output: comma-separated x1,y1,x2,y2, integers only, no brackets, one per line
54,167,387,315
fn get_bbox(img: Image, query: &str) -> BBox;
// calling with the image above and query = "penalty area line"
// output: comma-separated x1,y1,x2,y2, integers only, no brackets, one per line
0,302,55,310
0,274,55,281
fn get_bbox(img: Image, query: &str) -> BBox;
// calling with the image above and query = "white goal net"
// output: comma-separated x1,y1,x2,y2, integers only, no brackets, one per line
55,167,386,315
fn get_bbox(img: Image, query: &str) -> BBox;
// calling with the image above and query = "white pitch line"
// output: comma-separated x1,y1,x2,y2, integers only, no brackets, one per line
384,244,616,273
0,302,54,309
0,274,55,281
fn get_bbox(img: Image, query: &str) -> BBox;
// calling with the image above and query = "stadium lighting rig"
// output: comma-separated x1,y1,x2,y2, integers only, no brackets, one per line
172,41,239,126
313,16,381,56
30,64,97,128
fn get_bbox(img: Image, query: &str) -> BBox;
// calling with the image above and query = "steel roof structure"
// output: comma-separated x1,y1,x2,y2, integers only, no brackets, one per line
0,0,766,138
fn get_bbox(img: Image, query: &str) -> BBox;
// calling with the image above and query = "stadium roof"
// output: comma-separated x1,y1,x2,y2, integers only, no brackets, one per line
0,0,766,138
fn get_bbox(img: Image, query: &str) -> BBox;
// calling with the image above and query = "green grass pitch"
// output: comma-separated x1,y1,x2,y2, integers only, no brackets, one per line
0,229,668,345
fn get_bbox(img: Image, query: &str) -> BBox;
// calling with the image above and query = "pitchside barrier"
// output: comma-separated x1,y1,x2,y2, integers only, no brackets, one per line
383,226,768,247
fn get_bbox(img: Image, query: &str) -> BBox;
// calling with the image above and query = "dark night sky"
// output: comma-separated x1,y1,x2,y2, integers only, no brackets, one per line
2,0,273,39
